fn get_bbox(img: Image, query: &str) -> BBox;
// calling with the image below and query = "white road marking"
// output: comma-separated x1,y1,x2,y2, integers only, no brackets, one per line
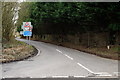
56,49,112,77
2,77,5,79
56,49,62,53
94,72,112,77
77,63,94,73
113,72,120,76
64,54,73,60
52,76,69,78
113,72,120,74
40,76,47,78
17,48,41,63
73,76,86,78
37,48,41,56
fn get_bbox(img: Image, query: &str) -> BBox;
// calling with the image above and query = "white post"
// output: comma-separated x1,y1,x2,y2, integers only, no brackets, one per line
107,45,110,50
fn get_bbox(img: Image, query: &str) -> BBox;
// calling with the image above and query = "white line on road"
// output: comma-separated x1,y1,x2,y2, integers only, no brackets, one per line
64,54,73,60
37,48,41,56
113,72,120,76
52,76,69,78
41,46,112,77
73,76,86,78
39,76,47,78
94,72,112,77
56,49,62,53
77,63,94,73
76,62,112,77
113,72,120,74
56,49,73,60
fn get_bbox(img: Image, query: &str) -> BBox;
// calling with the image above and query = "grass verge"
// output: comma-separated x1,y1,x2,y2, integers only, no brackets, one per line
37,40,119,60
1,40,37,63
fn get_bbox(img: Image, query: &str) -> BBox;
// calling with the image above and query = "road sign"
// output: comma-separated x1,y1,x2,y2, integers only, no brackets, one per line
22,22,33,31
23,31,32,36
21,22,33,38
23,22,31,27
21,22,33,45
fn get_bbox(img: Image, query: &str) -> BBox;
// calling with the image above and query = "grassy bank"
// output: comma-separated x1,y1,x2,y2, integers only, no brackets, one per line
61,42,119,60
38,40,119,60
1,40,37,63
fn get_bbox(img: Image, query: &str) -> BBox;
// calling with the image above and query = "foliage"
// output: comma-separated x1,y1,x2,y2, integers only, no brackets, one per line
109,23,120,31
17,2,120,45
24,2,120,34
16,2,32,30
17,26,23,32
2,2,17,42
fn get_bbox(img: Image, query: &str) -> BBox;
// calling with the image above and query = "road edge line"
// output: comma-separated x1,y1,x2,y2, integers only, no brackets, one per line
77,62,94,74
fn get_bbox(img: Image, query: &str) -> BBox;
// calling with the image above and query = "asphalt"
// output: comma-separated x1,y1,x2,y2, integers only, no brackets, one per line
1,39,119,78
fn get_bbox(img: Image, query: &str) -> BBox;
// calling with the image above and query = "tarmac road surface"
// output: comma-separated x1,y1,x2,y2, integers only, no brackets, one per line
1,39,119,78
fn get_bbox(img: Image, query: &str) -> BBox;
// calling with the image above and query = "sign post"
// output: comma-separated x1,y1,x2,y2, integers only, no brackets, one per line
29,36,31,45
21,22,33,45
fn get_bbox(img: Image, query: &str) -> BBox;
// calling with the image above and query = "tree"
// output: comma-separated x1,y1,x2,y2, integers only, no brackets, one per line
17,2,120,45
2,2,18,42
16,2,32,32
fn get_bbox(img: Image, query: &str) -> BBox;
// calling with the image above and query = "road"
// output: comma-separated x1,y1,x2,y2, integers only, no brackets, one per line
1,39,119,78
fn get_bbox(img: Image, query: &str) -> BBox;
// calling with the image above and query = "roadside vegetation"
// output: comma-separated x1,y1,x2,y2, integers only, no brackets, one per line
58,42,119,60
1,2,36,63
17,2,120,60
1,40,35,63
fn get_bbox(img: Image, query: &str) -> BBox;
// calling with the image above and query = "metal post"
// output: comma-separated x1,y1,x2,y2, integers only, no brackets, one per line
26,36,28,40
29,36,31,45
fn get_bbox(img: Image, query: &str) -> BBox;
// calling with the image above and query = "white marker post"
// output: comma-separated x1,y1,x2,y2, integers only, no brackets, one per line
107,45,110,50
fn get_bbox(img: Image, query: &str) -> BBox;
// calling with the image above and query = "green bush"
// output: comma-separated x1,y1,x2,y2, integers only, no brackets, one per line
109,23,120,31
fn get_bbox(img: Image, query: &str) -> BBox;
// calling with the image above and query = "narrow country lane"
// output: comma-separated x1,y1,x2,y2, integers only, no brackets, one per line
2,39,119,78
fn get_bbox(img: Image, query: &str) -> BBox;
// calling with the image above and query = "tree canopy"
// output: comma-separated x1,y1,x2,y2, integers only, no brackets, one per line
17,2,120,35
2,2,18,42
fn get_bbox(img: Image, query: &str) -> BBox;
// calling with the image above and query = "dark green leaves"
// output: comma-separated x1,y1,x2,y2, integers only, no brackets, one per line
109,24,120,31
17,2,120,35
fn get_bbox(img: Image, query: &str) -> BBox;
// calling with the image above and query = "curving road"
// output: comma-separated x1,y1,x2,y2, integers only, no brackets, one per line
1,39,119,78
